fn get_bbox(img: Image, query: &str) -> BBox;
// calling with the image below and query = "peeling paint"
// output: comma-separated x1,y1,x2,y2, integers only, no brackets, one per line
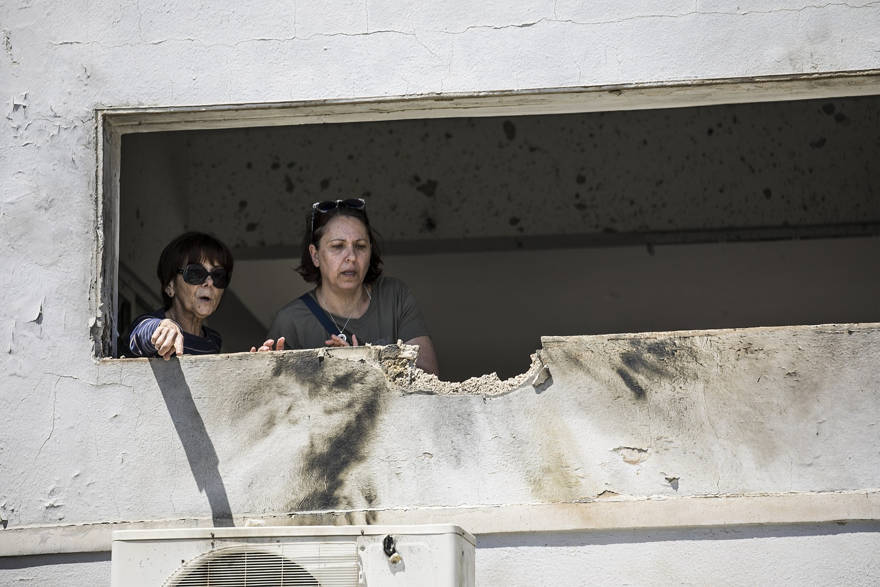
613,446,649,465
2,29,16,64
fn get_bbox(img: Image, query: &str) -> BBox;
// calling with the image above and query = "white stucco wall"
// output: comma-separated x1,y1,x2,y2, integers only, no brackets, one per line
2,1,880,584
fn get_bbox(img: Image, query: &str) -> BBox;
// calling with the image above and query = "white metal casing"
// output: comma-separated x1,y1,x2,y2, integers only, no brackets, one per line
111,524,475,586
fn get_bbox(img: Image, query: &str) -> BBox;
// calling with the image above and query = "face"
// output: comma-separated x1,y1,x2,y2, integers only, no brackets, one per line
166,257,226,321
310,215,371,292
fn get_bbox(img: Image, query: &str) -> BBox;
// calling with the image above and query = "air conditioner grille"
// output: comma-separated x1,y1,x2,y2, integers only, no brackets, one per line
165,542,359,587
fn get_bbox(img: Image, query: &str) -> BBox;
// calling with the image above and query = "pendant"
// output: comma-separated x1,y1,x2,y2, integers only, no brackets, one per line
337,332,347,342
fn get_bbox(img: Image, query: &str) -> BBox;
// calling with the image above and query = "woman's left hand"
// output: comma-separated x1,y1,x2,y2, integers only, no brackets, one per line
250,337,285,352
325,334,359,347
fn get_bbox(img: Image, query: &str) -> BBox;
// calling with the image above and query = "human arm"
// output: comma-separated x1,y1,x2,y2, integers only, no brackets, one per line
390,278,438,375
129,317,184,360
405,335,439,376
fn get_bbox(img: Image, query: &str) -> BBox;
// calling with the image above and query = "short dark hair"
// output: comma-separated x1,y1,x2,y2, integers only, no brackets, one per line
157,232,234,309
296,206,383,285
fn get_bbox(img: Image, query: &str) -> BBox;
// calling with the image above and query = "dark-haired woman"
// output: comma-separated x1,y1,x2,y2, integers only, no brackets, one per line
128,232,233,359
253,198,439,375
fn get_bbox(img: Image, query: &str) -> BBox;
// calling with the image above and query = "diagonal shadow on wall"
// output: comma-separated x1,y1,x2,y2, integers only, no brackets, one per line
149,359,234,527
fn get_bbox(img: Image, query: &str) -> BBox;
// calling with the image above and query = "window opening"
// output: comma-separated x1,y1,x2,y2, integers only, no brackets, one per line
105,88,880,381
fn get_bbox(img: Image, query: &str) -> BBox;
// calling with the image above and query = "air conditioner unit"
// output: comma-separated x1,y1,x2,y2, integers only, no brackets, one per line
111,524,475,586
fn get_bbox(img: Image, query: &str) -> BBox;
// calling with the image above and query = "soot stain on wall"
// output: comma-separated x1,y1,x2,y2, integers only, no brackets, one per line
615,339,679,399
293,378,383,511
252,351,392,512
361,484,378,524
269,349,323,380
219,350,390,513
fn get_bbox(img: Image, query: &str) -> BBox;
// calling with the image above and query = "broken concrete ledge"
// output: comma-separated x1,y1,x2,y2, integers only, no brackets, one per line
99,321,879,396
5,323,878,559
2,490,878,557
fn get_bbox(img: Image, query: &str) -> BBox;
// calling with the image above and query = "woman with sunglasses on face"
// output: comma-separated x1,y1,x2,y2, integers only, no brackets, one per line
252,198,439,376
128,232,233,359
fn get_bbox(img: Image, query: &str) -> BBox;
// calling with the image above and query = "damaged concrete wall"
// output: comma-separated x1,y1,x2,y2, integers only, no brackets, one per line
2,0,880,583
3,326,880,583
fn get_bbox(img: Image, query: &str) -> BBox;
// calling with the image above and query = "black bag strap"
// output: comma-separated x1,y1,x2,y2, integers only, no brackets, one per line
298,292,338,337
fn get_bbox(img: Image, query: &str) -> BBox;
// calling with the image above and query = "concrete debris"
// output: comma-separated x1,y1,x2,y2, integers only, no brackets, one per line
405,351,550,395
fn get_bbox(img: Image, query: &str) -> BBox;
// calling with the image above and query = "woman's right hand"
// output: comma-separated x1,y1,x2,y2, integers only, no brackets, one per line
324,334,359,347
250,337,286,352
151,319,184,360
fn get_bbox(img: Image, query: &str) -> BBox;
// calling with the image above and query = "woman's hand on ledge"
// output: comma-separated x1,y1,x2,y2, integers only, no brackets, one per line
152,319,184,360
250,337,285,352
324,334,359,348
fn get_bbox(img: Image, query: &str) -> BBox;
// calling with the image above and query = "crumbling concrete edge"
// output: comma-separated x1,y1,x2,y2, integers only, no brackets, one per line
313,342,552,396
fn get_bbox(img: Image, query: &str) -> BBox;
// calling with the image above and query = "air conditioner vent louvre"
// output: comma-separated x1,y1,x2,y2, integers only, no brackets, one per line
165,542,359,587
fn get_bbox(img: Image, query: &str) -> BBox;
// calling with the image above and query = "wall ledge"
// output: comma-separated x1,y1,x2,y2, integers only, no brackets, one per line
3,490,878,558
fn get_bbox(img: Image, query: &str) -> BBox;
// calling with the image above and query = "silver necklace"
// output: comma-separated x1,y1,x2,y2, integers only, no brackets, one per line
323,287,372,343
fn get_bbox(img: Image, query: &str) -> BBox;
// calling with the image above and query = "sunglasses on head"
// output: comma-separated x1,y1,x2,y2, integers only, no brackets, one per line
178,264,230,289
310,198,367,236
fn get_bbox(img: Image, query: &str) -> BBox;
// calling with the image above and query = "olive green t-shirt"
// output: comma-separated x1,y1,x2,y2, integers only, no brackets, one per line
267,276,429,350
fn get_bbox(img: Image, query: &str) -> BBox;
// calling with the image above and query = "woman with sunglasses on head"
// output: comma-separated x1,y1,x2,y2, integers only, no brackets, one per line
252,198,439,376
128,232,233,359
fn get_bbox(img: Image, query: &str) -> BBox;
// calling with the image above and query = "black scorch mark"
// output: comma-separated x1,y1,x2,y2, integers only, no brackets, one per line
615,340,677,399
503,120,516,140
294,381,382,510
416,179,438,197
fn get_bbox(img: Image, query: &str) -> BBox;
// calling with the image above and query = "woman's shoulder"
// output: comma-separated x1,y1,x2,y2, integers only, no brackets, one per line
272,291,318,323
372,275,410,293
130,308,165,327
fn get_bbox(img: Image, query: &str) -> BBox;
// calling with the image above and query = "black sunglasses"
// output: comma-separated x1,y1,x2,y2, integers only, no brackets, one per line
310,198,367,236
178,264,230,289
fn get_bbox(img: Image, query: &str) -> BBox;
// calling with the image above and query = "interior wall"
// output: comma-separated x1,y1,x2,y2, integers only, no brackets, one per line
180,95,879,249
119,133,190,283
118,95,880,378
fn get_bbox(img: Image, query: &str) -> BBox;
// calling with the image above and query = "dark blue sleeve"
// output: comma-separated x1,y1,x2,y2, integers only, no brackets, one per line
128,315,161,357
